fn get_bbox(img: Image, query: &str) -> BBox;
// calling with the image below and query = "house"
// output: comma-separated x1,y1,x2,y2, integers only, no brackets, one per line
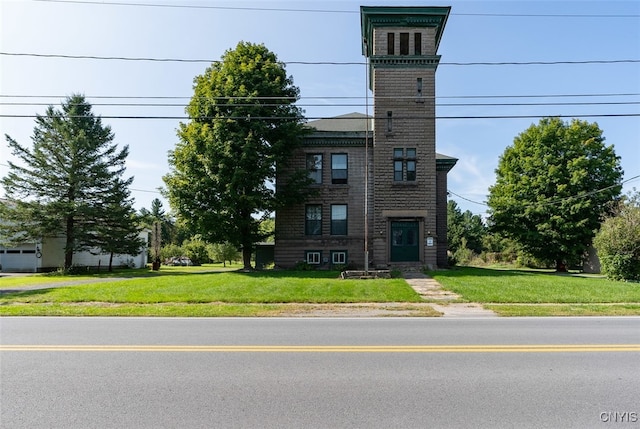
0,233,148,273
274,6,456,270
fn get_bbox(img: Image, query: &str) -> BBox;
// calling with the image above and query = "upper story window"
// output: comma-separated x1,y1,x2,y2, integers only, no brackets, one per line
331,204,348,235
414,32,422,55
331,154,348,184
387,32,395,55
306,153,322,184
400,33,409,55
305,204,322,235
386,111,393,133
394,148,417,182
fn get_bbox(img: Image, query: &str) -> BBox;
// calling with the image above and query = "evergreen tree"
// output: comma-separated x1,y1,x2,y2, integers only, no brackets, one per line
93,178,145,271
1,94,138,269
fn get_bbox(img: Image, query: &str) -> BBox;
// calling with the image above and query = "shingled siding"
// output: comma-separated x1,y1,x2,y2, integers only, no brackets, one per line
275,139,374,269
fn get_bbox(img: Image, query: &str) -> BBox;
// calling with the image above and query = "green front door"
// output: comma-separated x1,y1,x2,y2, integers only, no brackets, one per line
390,221,419,262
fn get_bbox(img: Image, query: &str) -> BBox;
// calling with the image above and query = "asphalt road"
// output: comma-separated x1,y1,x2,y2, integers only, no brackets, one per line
1,317,639,428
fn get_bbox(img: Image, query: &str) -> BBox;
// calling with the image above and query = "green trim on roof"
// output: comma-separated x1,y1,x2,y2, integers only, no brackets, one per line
436,157,458,172
360,6,451,57
370,55,441,69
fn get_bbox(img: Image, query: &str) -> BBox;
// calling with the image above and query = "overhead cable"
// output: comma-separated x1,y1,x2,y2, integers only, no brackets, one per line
2,113,639,120
2,101,639,108
31,0,640,18
2,93,639,101
3,52,639,66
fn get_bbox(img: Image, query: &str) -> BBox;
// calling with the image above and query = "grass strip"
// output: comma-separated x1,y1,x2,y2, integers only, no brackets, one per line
0,303,442,317
486,304,640,317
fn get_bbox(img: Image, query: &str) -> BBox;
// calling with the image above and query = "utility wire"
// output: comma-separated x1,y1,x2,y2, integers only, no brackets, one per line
3,52,639,66
448,175,640,210
448,190,487,206
2,113,639,120
2,101,639,108
3,93,638,101
31,0,640,18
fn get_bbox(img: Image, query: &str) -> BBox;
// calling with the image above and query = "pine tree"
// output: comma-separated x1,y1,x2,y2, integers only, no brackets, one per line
1,94,140,269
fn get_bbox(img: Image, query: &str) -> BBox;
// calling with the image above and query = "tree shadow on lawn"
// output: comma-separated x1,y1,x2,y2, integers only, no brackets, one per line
229,270,344,280
435,266,603,279
434,266,544,278
0,270,345,297
0,288,58,299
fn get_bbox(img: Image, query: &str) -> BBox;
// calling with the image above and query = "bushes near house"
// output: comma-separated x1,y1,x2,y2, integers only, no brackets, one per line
593,193,640,281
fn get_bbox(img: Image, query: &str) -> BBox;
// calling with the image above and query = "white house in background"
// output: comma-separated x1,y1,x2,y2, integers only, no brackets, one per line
0,232,149,273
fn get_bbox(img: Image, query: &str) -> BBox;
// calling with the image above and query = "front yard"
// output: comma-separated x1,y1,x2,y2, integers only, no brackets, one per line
430,266,640,316
1,265,639,316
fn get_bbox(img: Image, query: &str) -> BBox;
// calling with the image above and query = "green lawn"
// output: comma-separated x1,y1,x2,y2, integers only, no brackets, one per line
430,266,640,303
3,265,640,317
0,264,241,287
0,268,422,316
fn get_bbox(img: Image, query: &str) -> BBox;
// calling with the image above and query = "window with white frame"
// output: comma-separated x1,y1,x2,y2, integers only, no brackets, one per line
306,251,321,265
331,251,347,265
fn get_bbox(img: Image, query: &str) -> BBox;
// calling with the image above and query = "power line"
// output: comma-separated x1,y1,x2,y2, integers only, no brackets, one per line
2,113,639,120
2,93,639,101
448,175,640,211
31,0,640,18
3,51,639,66
2,101,639,109
448,190,487,206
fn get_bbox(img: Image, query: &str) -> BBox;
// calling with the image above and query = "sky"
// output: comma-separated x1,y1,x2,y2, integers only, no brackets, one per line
1,0,639,218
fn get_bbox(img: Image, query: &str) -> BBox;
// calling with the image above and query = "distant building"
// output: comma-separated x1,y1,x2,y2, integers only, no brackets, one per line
0,197,149,273
275,6,456,270
0,234,148,273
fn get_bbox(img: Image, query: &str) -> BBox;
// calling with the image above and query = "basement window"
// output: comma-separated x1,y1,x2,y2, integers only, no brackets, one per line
306,251,321,265
331,251,347,265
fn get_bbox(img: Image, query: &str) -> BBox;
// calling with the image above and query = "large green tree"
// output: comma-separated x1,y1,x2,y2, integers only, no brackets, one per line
163,42,311,270
0,94,140,269
487,117,623,271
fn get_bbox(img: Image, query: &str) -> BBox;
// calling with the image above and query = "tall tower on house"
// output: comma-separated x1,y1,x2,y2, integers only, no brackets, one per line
361,6,450,269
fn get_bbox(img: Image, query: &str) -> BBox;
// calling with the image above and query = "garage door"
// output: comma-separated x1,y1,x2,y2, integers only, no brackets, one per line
0,248,37,272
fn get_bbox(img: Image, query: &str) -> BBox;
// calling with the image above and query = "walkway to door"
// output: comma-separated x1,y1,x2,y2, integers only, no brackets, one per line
402,271,497,317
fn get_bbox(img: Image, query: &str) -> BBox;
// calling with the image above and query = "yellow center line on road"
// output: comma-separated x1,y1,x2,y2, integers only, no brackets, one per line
1,345,640,353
